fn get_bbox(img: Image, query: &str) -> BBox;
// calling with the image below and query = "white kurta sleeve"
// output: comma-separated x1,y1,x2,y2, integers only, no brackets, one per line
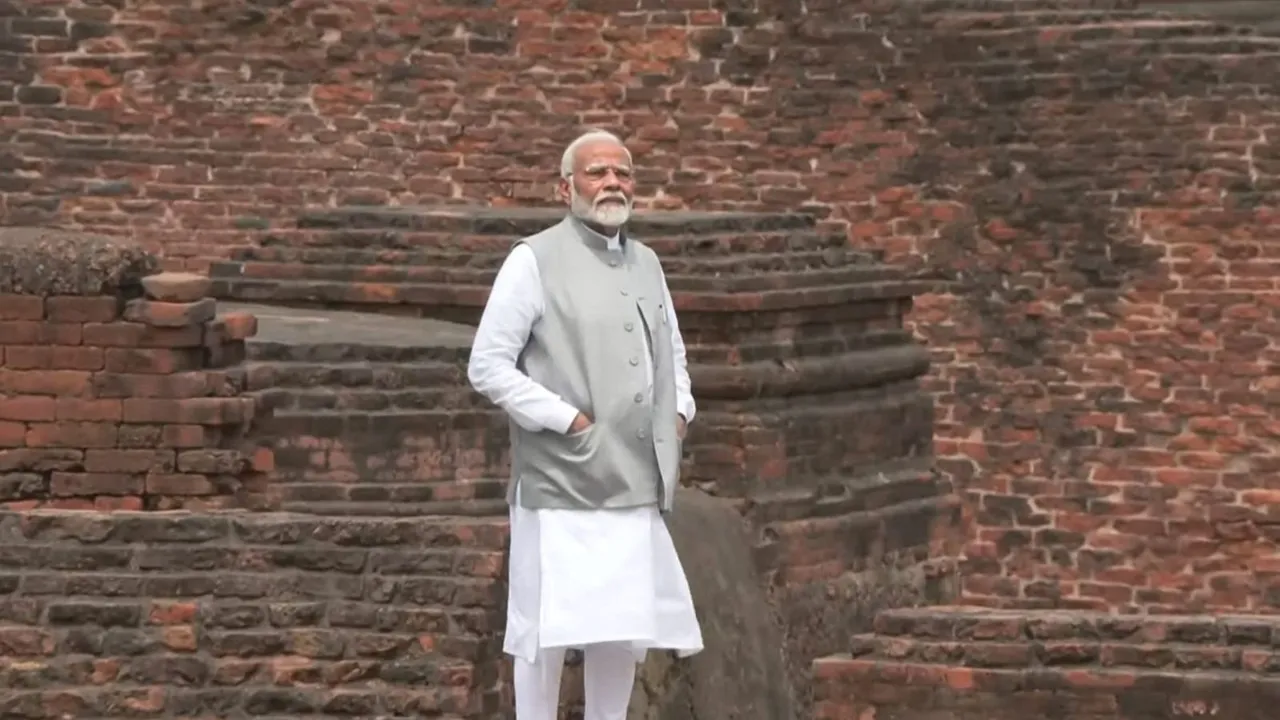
467,244,581,434
660,276,696,424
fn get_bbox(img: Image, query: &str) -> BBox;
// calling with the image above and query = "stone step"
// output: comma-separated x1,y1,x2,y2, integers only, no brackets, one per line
930,9,1176,29
257,229,517,253
848,631,1280,670
214,249,862,280
262,409,498,439
869,606,1280,645
229,244,502,267
216,270,911,314
939,36,1280,69
256,387,483,413
293,206,816,236
959,19,1242,39
236,228,851,258
212,277,488,310
279,499,508,517
914,0,1137,15
1145,1,1280,33
840,607,1280,673
243,360,464,391
246,340,468,366
277,481,506,505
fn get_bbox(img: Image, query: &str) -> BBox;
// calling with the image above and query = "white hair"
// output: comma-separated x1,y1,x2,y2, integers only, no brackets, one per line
560,130,632,179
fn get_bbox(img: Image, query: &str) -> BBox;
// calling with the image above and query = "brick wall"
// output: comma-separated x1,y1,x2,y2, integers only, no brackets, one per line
814,606,1280,720
0,228,271,511
224,206,957,712
909,2,1280,613
4,0,1280,614
0,510,509,717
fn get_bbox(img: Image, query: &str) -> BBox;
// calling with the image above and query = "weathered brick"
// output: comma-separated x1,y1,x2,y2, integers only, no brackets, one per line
50,472,143,497
26,422,117,449
0,396,56,422
123,298,217,328
91,372,211,399
144,473,218,496
0,369,92,397
0,295,44,320
141,272,212,303
104,348,203,374
83,322,205,348
122,398,253,426
44,296,119,323
816,607,1280,720
85,449,175,474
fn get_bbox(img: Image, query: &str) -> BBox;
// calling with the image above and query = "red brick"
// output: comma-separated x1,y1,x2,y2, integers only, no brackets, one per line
250,447,275,472
148,602,198,625
103,348,203,374
219,312,258,341
82,322,203,348
50,472,143,496
145,473,216,496
122,298,217,328
0,422,25,448
0,396,56,422
141,272,212,302
0,321,40,344
0,369,92,396
50,346,105,371
55,399,123,422
0,295,44,320
122,398,253,426
91,372,211,399
94,495,144,511
85,449,174,473
26,422,118,448
159,425,212,448
44,296,119,323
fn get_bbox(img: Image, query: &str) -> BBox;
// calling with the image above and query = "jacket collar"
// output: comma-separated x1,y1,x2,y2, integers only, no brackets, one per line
565,214,627,253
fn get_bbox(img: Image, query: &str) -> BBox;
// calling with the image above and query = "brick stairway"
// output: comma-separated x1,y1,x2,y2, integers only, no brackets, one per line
225,303,508,517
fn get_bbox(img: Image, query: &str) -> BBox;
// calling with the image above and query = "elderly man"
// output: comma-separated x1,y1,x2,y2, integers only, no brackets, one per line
467,129,703,720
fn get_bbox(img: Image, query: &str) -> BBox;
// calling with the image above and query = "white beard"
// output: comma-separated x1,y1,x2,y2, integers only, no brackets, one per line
570,186,631,229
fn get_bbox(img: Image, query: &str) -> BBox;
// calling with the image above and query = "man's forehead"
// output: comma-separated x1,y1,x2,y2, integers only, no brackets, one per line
577,143,631,167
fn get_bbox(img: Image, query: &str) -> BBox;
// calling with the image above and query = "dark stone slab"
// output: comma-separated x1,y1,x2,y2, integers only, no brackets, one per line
296,205,816,236
0,227,158,297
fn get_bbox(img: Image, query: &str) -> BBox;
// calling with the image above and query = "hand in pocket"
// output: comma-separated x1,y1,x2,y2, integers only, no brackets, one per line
567,412,593,435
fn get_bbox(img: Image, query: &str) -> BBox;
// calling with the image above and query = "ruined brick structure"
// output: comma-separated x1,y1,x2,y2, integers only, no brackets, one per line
0,229,270,511
3,0,1280,717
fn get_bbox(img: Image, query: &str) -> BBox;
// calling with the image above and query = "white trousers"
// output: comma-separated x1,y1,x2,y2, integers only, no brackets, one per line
514,642,637,720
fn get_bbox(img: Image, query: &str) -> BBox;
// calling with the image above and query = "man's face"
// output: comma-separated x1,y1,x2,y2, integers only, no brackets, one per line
559,140,635,229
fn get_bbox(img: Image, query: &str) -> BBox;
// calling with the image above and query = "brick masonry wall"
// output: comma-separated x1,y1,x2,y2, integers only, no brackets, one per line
224,207,958,712
3,0,1279,612
813,606,1280,720
0,228,272,511
0,510,510,718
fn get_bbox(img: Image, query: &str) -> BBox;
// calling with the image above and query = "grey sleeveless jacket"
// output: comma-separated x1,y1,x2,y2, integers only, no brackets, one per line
506,216,682,512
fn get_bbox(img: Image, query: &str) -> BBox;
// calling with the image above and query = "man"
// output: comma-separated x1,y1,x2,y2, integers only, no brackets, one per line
467,129,703,720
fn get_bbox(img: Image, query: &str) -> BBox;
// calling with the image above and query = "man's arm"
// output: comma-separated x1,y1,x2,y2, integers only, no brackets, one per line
660,276,696,426
467,244,581,434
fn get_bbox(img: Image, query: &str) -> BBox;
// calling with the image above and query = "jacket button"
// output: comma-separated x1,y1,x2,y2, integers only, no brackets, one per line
637,428,647,439
633,393,643,403
624,322,634,331
629,357,639,366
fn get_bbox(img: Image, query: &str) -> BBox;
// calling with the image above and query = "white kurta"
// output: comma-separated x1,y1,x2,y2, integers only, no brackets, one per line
468,234,704,665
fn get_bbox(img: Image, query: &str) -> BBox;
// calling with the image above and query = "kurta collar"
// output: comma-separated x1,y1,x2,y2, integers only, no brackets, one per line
567,214,626,253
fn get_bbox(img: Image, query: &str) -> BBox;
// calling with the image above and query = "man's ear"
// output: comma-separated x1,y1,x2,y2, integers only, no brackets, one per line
555,178,571,204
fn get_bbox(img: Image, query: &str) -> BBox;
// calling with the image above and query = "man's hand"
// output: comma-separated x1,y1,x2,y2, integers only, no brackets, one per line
568,412,593,434
676,415,688,440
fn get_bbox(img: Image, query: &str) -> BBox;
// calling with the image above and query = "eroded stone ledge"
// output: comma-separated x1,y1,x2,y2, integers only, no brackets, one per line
0,228,158,297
